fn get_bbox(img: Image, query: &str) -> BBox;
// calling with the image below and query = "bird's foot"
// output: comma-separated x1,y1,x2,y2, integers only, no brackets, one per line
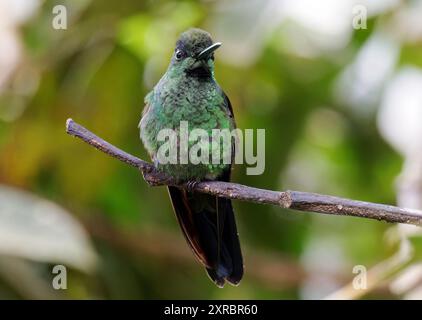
141,168,171,187
185,179,200,192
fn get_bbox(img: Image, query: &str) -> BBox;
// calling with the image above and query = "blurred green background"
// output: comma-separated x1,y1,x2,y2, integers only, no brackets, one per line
1,0,422,299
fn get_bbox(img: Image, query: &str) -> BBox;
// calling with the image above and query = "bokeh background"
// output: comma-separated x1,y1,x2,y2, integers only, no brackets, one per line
1,0,422,299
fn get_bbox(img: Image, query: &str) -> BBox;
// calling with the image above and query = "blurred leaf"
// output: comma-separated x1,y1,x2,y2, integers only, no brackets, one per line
0,185,98,273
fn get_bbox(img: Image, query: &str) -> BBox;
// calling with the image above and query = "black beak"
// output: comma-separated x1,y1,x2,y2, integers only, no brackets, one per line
196,42,222,60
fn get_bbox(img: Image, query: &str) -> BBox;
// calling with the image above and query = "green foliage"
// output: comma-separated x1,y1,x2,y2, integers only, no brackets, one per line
1,0,420,299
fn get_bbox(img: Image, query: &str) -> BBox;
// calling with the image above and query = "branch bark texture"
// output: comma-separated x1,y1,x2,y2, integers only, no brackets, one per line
66,118,422,227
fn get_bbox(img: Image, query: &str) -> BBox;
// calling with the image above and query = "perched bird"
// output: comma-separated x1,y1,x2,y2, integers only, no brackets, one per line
139,28,243,287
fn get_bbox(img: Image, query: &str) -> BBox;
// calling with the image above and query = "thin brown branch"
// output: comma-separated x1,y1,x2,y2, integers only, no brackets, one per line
66,118,422,227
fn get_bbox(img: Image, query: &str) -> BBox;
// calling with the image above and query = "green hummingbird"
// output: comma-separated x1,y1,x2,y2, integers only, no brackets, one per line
139,28,243,287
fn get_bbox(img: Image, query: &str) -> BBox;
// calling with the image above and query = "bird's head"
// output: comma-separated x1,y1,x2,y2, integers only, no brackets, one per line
168,28,221,78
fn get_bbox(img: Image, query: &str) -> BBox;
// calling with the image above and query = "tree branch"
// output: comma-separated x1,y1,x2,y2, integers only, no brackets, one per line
65,118,422,227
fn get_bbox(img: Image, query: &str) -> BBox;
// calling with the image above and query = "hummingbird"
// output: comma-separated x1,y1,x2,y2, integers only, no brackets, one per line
139,28,243,287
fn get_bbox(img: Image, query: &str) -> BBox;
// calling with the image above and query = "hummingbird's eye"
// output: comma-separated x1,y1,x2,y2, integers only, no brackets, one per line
175,49,185,61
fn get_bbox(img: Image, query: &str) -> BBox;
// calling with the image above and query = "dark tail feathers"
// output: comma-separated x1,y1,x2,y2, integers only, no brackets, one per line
168,186,243,287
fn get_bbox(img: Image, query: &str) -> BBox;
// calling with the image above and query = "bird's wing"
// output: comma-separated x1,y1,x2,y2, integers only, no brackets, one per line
222,90,235,127
221,90,238,167
140,91,153,120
